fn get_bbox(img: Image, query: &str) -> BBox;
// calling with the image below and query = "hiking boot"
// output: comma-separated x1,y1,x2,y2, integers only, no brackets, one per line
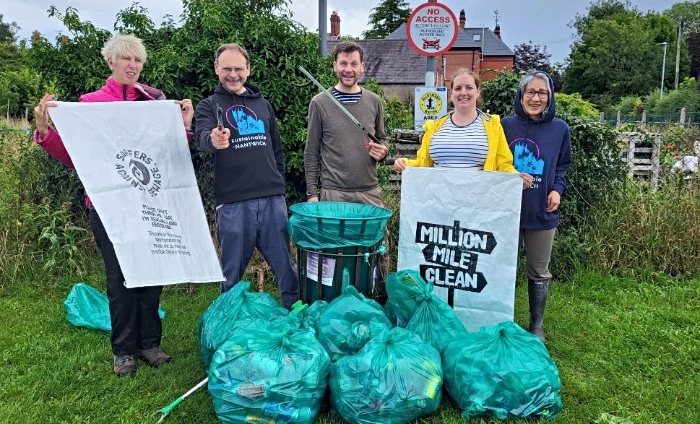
113,354,137,377
136,346,171,367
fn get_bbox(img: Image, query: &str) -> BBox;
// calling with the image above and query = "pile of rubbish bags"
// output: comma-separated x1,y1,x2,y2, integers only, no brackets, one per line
193,270,563,423
64,267,563,423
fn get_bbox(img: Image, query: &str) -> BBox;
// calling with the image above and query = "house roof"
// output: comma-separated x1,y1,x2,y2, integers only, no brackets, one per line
385,24,513,56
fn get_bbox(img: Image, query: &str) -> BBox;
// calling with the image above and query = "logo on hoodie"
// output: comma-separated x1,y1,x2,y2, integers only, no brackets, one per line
114,149,162,197
511,139,544,175
227,105,265,136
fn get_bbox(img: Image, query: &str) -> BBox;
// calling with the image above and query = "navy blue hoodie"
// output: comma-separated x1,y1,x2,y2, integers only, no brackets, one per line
501,71,572,230
194,83,285,206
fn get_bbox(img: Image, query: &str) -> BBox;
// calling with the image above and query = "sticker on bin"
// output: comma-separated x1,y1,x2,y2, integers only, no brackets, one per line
306,253,336,286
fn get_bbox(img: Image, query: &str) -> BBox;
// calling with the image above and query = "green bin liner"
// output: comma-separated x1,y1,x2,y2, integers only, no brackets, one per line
330,322,443,424
443,321,563,420
198,281,288,370
288,201,392,249
64,282,164,331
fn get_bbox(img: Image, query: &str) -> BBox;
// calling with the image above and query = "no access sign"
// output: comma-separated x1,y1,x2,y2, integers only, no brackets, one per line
406,2,459,56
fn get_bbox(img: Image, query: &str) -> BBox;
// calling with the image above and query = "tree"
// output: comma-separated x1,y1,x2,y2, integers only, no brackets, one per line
664,1,700,37
513,42,551,73
666,2,700,80
564,0,679,108
362,0,411,39
0,13,20,43
512,42,563,91
0,14,23,72
571,0,633,36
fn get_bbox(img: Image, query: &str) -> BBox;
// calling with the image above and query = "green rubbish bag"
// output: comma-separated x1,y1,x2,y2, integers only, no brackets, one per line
208,308,331,424
63,283,165,331
330,322,443,424
384,270,468,354
198,281,288,370
317,285,392,361
443,321,563,420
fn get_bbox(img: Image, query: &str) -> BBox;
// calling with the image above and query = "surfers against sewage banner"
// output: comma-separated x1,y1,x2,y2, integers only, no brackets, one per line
397,168,522,331
48,101,224,288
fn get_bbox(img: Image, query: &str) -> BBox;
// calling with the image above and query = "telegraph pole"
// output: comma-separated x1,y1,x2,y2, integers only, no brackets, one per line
675,19,682,90
319,0,327,56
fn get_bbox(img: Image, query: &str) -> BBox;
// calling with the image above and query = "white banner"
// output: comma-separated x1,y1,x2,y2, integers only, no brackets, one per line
49,101,224,287
397,168,522,331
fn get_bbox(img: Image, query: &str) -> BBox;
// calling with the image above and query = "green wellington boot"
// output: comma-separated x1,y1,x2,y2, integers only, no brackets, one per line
528,279,550,342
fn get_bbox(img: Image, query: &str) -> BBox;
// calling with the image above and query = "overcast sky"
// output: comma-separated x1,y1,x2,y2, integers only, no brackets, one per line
5,0,678,64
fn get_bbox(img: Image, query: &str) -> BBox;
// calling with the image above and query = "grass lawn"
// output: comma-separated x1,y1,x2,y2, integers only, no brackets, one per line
1,270,698,424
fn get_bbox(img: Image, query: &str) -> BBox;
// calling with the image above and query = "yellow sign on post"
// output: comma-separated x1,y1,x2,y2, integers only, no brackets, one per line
414,86,447,131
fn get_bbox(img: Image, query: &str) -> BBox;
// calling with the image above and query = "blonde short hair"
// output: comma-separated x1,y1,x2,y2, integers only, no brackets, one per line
101,34,147,64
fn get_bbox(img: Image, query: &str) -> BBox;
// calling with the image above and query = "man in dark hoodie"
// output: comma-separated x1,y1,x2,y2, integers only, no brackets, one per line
194,43,299,309
501,70,572,343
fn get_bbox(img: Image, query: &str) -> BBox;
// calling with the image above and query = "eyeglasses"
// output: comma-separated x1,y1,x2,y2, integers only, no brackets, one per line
218,66,247,75
524,90,549,99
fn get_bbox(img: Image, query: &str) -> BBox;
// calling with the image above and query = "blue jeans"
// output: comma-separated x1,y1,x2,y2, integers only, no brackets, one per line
216,196,300,308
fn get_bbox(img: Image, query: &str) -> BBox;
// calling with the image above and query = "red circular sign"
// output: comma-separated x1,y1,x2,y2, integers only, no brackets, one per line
406,2,459,57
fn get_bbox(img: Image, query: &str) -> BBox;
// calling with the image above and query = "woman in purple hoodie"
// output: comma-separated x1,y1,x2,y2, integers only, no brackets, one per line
33,34,194,376
501,71,572,343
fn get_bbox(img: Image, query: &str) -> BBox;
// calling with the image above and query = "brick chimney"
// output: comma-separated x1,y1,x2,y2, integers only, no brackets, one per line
330,11,340,38
494,23,501,39
459,10,466,29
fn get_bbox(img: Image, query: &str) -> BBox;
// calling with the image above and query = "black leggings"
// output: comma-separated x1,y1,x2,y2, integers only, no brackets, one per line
89,207,163,356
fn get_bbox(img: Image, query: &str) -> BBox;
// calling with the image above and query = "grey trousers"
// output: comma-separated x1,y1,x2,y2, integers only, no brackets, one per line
520,228,556,281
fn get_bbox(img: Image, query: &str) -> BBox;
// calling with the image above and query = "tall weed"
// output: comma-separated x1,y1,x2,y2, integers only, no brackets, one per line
20,198,91,276
0,128,92,291
585,183,700,276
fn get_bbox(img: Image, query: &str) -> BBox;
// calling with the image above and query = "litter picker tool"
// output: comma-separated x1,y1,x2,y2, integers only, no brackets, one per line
154,377,208,423
297,65,381,144
216,103,224,132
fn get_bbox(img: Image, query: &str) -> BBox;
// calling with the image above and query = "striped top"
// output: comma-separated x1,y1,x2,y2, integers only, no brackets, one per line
332,87,362,104
429,115,488,169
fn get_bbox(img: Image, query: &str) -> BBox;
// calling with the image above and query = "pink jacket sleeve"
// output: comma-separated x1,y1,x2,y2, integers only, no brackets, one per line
34,127,75,169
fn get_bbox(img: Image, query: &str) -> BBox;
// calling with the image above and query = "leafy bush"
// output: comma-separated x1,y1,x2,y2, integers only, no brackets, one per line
606,95,644,119
559,116,628,231
480,71,520,116
0,67,44,118
555,92,599,119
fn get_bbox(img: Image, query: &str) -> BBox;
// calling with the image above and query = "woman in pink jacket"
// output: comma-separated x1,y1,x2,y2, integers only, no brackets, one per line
33,34,194,377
